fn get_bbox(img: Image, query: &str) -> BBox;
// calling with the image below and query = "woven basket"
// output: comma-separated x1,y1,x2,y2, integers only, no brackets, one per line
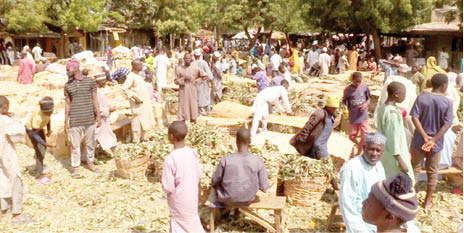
331,156,346,173
115,154,150,180
284,175,329,206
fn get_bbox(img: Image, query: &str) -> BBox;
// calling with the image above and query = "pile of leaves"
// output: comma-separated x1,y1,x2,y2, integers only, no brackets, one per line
278,154,336,181
222,81,258,106
289,90,323,115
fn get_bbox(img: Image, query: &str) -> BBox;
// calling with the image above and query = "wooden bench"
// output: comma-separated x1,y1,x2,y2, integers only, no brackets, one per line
207,196,286,233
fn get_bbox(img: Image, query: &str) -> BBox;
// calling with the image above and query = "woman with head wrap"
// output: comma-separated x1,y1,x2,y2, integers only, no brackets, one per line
111,67,131,83
421,56,446,81
362,174,419,233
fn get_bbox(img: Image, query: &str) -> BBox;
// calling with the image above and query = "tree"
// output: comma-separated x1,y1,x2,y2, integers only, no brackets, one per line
213,0,283,48
46,0,109,33
301,0,431,59
106,0,159,29
0,0,49,32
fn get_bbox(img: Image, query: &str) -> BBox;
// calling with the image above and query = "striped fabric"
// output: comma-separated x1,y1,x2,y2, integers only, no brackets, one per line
64,77,97,127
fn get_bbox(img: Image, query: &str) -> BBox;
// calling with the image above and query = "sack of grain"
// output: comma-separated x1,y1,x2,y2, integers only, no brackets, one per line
212,101,252,119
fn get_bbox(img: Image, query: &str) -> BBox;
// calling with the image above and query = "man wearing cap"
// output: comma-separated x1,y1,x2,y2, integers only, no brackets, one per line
121,60,155,142
64,58,101,178
290,96,339,159
339,132,387,233
25,97,55,184
318,47,331,77
95,74,117,154
153,48,171,93
192,49,214,115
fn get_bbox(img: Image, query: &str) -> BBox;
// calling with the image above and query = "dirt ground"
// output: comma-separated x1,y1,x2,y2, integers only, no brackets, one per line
0,142,461,233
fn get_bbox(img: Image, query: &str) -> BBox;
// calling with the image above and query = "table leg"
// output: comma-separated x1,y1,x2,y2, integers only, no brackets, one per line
209,208,215,233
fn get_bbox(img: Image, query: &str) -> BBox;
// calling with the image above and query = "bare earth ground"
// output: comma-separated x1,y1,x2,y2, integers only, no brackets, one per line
0,142,461,233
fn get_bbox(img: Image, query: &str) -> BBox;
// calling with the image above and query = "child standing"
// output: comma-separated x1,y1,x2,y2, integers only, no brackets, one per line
161,121,205,233
144,75,165,126
25,97,56,184
376,82,415,182
410,73,453,208
343,72,371,155
0,96,33,224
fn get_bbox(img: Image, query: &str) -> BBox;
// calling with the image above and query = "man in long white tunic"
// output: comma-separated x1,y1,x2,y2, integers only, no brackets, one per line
153,49,171,93
121,60,155,142
339,132,420,233
319,47,331,77
339,132,387,233
250,81,293,137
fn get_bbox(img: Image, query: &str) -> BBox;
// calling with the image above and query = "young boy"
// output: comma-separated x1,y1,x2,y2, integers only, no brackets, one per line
376,82,415,183
343,72,371,155
161,121,204,233
410,73,453,208
25,97,56,184
211,127,268,207
144,75,165,125
0,96,33,224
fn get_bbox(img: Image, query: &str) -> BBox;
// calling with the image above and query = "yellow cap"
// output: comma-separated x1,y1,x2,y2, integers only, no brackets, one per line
326,96,340,108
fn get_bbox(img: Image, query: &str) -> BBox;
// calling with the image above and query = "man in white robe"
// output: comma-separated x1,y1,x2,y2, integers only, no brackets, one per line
153,49,171,93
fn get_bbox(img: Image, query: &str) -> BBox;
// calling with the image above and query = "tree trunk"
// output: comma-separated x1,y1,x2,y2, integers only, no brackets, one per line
246,26,261,50
60,31,65,59
372,28,381,61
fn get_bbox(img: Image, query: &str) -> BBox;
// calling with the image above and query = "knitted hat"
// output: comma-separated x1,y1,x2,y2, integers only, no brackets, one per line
365,132,387,145
371,175,419,222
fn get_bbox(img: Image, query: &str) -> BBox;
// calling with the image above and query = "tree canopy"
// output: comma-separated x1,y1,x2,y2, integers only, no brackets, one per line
301,0,432,59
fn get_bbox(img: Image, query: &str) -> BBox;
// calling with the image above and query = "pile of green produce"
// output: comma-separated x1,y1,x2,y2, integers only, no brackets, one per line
289,91,323,115
279,154,336,181
222,81,257,106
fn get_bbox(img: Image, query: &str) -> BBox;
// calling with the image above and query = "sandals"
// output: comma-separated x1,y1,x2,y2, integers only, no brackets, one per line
42,168,52,175
87,163,101,173
70,168,82,179
38,176,50,184
11,214,33,225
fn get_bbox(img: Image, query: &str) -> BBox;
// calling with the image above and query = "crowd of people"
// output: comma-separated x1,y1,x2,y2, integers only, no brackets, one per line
1,35,462,233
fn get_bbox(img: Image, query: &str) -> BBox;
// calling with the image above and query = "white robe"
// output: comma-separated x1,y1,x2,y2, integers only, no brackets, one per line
0,115,25,198
153,54,171,93
319,53,331,77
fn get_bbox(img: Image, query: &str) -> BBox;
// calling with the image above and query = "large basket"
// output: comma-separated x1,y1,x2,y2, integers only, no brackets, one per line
284,175,329,206
115,154,150,180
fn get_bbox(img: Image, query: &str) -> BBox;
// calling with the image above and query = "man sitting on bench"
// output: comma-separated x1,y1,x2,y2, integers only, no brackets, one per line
210,127,269,208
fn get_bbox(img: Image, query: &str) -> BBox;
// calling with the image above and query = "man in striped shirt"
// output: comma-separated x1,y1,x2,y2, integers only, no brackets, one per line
64,58,101,178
